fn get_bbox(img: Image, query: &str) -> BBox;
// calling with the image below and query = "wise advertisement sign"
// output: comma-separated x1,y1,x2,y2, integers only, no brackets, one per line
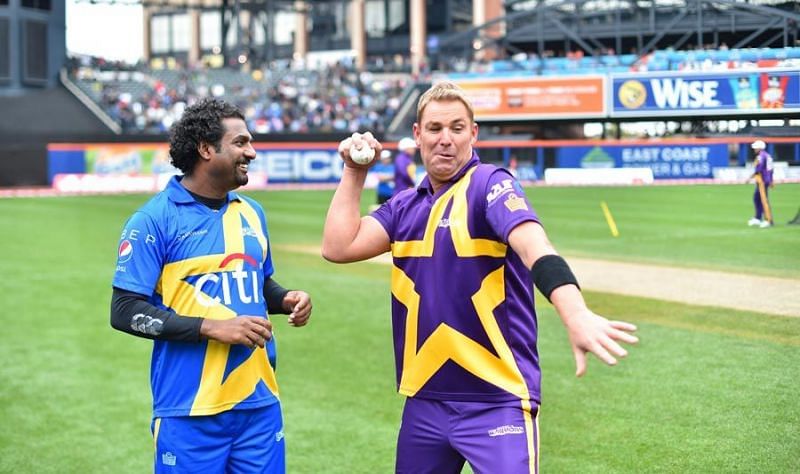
452,76,606,120
48,144,347,191
556,144,729,179
611,69,800,117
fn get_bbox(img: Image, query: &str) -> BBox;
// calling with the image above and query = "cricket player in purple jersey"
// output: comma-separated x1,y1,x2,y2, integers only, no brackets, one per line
322,82,638,473
747,140,775,228
392,137,418,196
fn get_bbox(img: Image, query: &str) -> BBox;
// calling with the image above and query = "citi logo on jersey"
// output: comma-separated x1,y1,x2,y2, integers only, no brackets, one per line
194,253,262,307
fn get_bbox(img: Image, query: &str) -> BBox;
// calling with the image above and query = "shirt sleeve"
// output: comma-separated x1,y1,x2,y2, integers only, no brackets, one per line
484,169,540,242
370,198,394,241
112,211,166,297
110,287,203,342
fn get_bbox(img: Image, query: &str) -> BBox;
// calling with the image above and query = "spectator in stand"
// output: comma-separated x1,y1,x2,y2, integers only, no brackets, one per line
392,137,417,197
70,58,407,135
747,140,775,228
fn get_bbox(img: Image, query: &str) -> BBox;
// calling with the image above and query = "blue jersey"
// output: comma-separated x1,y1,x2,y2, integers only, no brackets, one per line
373,162,394,199
113,176,280,418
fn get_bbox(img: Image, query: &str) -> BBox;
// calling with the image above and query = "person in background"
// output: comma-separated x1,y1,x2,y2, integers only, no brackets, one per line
747,140,774,228
374,149,395,205
508,154,519,178
322,82,637,473
392,137,417,196
110,98,312,473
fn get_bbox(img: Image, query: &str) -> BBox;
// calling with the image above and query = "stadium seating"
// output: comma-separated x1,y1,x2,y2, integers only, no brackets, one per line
443,46,800,79
67,60,409,134
65,46,800,134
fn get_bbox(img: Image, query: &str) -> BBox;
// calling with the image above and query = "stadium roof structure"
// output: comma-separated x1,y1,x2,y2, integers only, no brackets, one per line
438,0,800,60
72,0,339,7
74,0,798,69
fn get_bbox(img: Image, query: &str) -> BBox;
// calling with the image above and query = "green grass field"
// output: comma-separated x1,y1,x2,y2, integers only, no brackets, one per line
0,183,798,473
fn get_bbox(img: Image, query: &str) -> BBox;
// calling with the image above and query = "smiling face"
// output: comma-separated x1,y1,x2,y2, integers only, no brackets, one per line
413,99,478,192
206,117,256,192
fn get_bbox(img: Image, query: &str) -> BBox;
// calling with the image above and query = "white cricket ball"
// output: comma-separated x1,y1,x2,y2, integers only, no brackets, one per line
349,144,376,165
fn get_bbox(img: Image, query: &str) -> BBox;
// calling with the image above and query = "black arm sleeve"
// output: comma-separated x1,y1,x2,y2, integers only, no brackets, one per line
530,254,580,302
263,278,291,314
110,287,203,342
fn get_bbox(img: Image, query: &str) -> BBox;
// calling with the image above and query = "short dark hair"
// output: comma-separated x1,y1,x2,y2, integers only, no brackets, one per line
169,98,245,175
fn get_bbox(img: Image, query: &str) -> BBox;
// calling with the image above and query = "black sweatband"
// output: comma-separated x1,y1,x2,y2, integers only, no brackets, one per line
110,287,203,342
264,278,291,314
530,255,580,302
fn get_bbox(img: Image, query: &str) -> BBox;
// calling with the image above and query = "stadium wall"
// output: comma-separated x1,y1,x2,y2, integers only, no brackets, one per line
0,141,47,187
449,68,800,122
40,137,800,193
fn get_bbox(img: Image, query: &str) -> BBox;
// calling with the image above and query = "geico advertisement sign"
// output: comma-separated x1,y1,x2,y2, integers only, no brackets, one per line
250,150,343,182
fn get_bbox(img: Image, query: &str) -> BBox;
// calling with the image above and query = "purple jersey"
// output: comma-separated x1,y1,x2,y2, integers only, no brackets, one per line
393,151,417,196
755,150,774,186
371,153,542,403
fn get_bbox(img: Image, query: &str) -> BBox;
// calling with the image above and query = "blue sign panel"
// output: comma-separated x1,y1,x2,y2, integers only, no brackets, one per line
249,149,344,183
611,69,800,117
556,144,729,179
49,145,346,184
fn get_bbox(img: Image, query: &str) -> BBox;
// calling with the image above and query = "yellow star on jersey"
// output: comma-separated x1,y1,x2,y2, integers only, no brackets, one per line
390,167,530,399
156,200,277,415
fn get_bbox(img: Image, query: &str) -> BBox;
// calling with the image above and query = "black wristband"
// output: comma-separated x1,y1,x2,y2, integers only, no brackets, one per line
530,255,580,302
264,278,291,314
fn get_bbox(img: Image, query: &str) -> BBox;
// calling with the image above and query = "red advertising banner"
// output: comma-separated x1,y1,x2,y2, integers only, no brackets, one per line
451,76,606,120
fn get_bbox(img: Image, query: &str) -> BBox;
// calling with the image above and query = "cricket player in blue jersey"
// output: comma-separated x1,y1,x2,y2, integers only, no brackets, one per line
110,98,312,473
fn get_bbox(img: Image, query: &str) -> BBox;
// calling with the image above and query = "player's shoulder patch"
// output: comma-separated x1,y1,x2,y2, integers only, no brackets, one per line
503,193,529,212
484,166,520,206
487,178,514,204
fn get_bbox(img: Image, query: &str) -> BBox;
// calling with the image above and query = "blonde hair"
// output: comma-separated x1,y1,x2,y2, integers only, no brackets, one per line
416,81,475,124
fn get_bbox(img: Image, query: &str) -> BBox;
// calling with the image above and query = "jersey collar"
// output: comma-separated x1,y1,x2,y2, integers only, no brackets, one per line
418,151,480,194
165,175,242,204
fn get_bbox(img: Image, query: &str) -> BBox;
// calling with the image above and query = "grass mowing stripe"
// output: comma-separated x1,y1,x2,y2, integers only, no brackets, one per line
523,183,800,278
581,291,800,347
534,302,799,472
